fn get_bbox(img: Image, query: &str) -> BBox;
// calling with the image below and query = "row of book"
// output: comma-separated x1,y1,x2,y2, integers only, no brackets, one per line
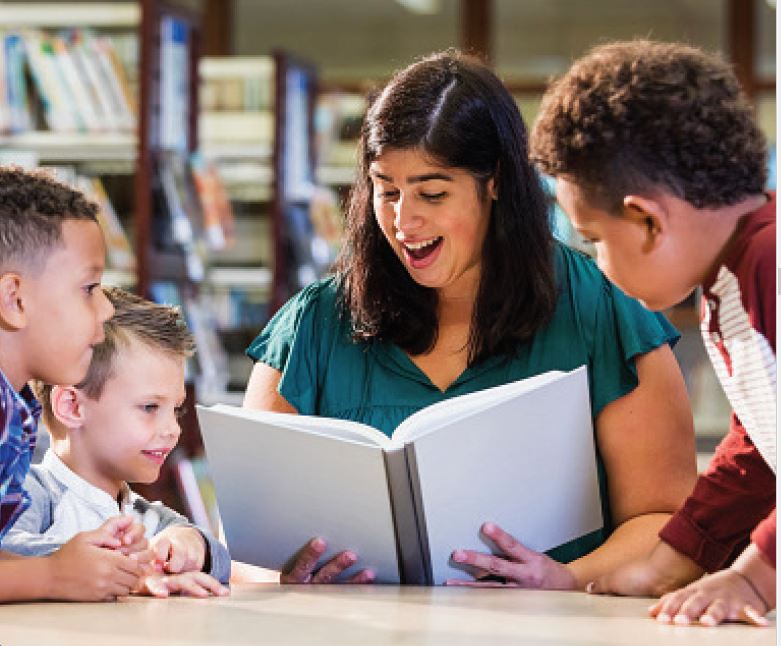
0,30,136,134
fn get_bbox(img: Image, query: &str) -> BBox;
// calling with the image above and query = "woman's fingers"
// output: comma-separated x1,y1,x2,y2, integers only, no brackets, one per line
481,523,535,562
347,569,375,584
311,551,356,583
281,538,327,583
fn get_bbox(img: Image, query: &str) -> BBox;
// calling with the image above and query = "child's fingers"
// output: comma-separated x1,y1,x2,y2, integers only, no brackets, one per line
152,537,172,563
673,592,710,625
164,546,188,574
187,572,229,596
653,590,688,623
741,605,770,627
143,577,171,598
699,599,727,626
121,523,147,549
164,574,210,598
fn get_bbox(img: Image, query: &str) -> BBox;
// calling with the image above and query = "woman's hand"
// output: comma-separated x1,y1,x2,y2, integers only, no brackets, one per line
446,522,576,590
281,538,375,584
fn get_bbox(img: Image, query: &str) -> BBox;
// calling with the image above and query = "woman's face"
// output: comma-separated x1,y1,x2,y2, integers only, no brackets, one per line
369,148,495,299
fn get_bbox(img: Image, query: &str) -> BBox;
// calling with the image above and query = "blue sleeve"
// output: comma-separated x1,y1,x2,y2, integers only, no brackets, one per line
2,470,59,557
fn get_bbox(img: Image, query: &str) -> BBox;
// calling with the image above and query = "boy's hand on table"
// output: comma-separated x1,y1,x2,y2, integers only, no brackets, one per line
139,571,229,599
586,541,703,598
281,538,375,584
45,517,148,601
150,526,207,574
446,522,576,590
649,544,774,628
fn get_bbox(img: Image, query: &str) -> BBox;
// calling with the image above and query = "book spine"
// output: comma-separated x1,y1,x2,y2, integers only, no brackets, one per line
383,446,429,585
404,444,433,585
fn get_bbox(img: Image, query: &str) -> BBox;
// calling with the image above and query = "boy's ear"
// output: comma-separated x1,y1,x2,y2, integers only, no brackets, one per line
50,386,86,429
622,195,667,253
0,272,27,330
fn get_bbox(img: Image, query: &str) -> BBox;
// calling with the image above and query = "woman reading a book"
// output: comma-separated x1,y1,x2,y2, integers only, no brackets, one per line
242,51,697,588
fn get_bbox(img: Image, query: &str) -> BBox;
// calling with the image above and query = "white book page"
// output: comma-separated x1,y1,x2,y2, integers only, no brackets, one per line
392,370,567,444
208,404,391,448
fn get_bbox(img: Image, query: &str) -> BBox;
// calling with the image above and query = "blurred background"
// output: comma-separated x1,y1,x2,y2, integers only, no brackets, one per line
1,0,775,525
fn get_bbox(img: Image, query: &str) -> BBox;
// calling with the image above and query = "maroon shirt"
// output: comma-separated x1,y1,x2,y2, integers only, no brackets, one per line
659,193,776,571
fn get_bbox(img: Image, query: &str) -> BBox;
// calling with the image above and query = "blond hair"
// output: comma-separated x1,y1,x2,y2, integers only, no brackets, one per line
35,287,194,432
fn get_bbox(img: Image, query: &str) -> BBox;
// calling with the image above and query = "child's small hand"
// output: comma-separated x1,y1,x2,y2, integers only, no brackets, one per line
649,569,770,627
150,526,207,574
115,518,149,556
139,571,229,599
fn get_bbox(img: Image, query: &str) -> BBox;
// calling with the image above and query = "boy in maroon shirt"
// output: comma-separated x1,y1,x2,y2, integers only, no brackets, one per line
531,40,775,627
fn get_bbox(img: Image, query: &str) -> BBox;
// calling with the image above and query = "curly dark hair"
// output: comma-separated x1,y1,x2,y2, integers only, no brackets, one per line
335,50,556,364
35,286,194,431
0,165,99,271
530,40,767,212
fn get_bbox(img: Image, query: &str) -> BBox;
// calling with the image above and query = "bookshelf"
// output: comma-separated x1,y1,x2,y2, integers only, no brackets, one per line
0,2,139,291
131,0,207,513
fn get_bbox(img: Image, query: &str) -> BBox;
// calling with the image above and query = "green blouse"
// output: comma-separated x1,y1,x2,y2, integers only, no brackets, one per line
247,243,679,563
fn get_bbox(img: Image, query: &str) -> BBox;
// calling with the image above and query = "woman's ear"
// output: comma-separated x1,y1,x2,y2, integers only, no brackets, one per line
623,195,667,253
487,176,499,201
0,272,27,330
50,385,85,429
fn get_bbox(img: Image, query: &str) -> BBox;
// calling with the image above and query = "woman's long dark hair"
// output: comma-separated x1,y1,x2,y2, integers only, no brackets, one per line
335,50,556,364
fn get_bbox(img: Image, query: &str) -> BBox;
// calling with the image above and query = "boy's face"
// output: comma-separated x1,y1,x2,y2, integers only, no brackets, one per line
76,339,185,494
555,178,696,311
22,219,114,387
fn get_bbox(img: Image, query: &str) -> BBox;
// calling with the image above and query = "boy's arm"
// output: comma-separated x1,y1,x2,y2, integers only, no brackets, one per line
0,517,148,602
658,421,775,573
2,472,64,558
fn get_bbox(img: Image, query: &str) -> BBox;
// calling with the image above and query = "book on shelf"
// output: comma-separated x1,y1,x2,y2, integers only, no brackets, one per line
159,16,190,151
190,151,236,251
1,33,32,133
77,175,135,272
11,29,136,134
196,366,603,585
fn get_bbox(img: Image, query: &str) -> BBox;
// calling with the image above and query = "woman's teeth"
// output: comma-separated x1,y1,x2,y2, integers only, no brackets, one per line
404,237,441,250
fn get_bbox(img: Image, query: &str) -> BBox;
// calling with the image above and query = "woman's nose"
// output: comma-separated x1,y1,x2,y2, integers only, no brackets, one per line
393,195,423,232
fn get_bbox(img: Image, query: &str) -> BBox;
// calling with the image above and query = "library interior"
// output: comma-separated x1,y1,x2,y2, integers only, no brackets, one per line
0,0,776,643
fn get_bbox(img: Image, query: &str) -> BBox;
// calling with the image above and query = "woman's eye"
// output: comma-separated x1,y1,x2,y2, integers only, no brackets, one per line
376,189,399,200
421,191,446,201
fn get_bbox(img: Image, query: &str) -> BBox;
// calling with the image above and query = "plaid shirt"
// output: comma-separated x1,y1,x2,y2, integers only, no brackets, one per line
0,368,40,543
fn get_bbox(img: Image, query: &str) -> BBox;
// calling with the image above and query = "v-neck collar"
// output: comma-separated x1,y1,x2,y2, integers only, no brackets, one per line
371,341,510,395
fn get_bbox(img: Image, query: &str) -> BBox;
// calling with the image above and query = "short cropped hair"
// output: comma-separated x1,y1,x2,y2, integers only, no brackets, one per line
36,287,194,432
530,40,767,212
0,166,99,272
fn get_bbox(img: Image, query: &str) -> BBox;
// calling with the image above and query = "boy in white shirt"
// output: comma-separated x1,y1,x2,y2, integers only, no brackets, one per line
5,287,229,598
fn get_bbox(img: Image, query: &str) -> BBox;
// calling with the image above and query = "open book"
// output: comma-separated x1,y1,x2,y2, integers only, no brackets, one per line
196,366,602,584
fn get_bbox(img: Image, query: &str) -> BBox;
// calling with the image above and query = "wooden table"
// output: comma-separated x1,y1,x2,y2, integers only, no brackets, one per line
0,584,775,645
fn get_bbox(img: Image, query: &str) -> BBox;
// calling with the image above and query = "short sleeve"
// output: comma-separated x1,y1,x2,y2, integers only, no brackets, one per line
562,247,680,417
245,278,338,415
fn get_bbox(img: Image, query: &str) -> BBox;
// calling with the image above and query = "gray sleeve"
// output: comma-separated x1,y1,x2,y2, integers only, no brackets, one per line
2,470,61,557
131,495,231,584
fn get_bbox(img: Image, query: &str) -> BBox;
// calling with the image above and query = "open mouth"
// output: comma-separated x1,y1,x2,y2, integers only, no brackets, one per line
141,449,170,465
402,236,443,262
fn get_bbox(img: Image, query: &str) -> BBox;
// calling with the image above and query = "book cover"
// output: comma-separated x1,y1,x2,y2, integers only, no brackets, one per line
197,366,602,584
